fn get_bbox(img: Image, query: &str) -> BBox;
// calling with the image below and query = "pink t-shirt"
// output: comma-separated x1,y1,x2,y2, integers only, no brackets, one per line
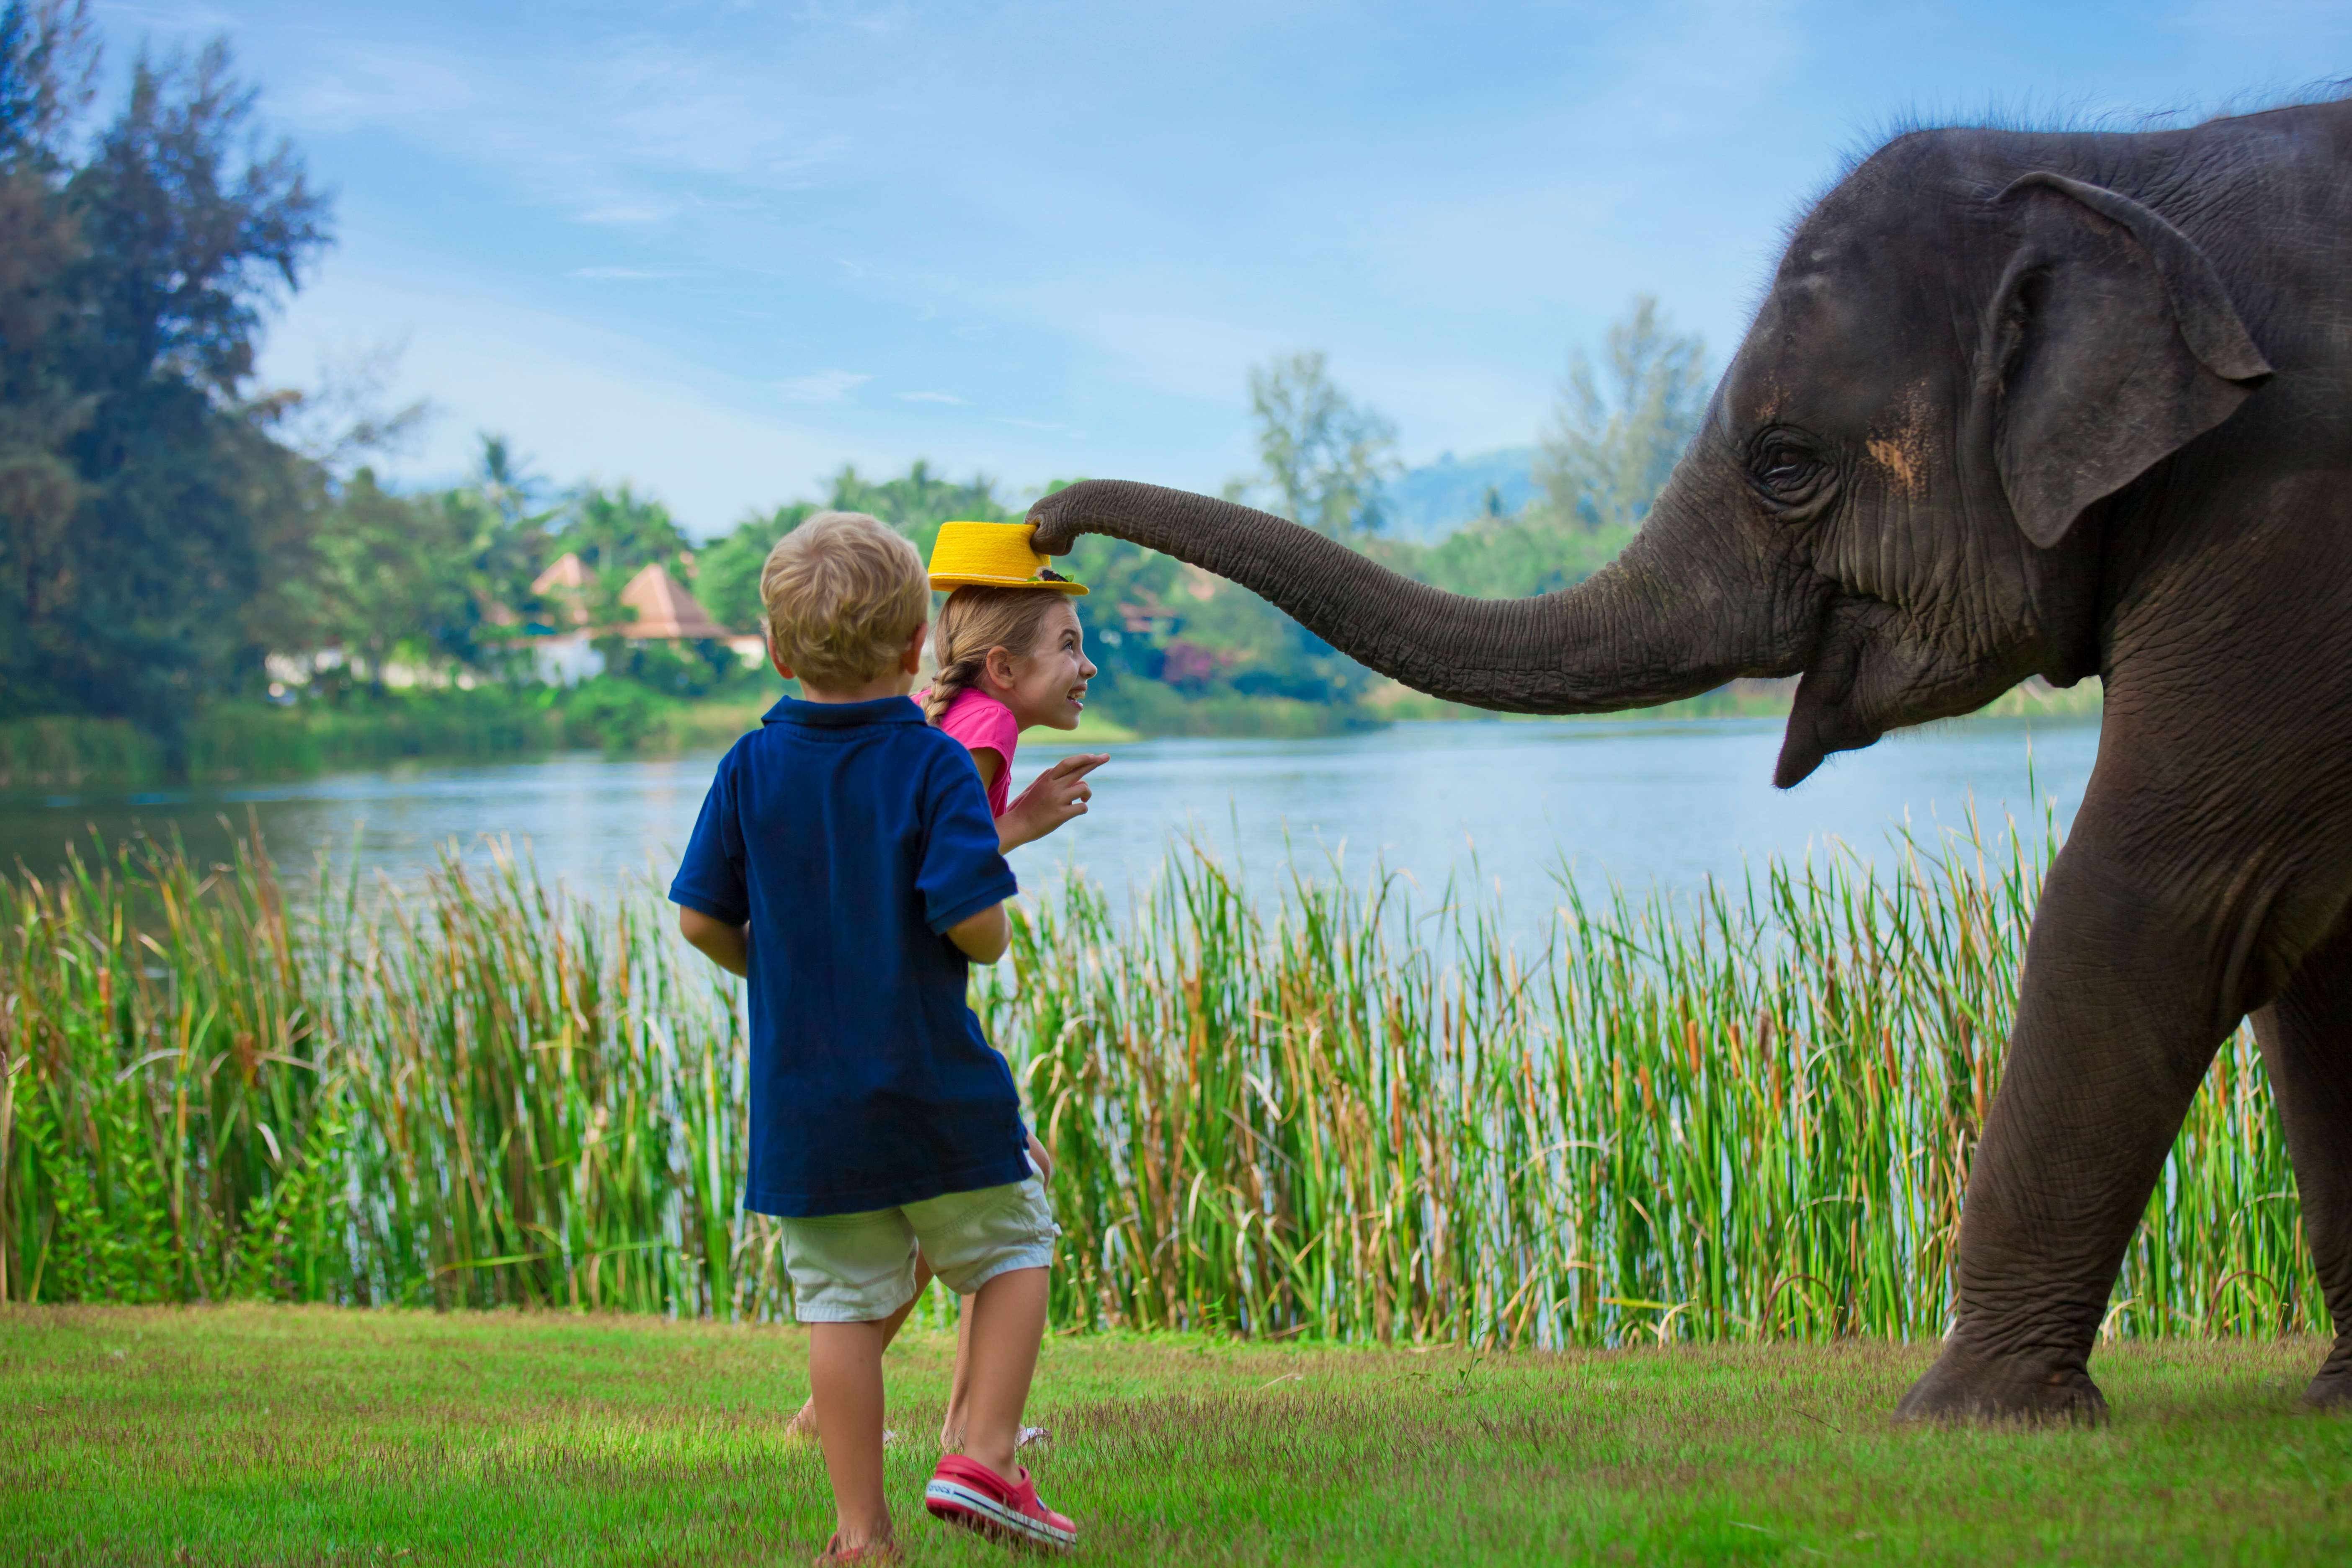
934,688,1019,818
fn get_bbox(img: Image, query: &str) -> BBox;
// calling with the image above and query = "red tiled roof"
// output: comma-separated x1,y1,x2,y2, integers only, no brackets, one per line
619,563,732,640
531,552,595,595
526,553,595,628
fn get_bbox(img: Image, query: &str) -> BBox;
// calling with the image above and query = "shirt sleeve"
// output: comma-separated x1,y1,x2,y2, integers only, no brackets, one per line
668,752,750,925
940,692,1019,768
917,743,1019,935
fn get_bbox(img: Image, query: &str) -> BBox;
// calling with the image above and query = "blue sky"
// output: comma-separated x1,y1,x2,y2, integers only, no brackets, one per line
100,0,2352,536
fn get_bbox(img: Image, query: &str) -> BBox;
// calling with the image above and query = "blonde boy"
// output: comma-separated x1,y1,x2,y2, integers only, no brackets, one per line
669,511,1075,1563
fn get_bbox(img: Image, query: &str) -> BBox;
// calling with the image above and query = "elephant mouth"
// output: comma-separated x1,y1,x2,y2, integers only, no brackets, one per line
1769,585,1853,790
1775,591,2031,789
1775,612,1879,789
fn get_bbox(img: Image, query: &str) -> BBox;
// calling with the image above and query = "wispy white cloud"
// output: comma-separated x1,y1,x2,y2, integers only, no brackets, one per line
93,1,237,31
276,42,480,133
573,200,685,228
899,390,965,404
1043,303,1282,402
255,254,869,535
259,25,854,239
774,369,872,404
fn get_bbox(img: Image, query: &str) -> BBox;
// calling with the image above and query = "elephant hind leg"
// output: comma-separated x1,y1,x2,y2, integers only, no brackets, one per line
2252,910,2352,1410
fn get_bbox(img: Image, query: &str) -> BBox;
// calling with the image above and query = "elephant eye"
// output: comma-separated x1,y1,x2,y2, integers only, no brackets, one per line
1748,432,1827,503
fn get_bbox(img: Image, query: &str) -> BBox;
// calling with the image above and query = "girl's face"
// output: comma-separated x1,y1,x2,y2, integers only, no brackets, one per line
986,600,1096,730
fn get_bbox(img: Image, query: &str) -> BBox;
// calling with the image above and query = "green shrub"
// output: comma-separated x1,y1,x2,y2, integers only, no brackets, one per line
556,679,672,753
0,717,168,791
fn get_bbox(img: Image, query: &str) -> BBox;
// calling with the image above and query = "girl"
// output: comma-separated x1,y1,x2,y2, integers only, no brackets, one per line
923,585,1108,852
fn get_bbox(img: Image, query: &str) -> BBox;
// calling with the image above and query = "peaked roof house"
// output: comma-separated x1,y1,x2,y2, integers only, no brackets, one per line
616,563,732,640
519,553,734,638
533,552,597,598
507,552,748,684
525,552,596,630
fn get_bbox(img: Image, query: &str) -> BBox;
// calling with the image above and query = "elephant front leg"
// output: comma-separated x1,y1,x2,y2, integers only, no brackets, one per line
1896,846,2243,1424
2251,913,2352,1410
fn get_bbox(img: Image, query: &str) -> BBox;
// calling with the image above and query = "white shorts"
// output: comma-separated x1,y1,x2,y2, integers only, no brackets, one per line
777,1173,1059,1323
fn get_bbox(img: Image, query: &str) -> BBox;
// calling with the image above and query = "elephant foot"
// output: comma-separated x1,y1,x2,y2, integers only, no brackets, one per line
1894,1343,2107,1426
2300,1338,2352,1411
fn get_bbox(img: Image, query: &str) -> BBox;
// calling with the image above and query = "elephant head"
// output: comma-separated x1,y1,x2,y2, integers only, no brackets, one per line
1029,131,2272,786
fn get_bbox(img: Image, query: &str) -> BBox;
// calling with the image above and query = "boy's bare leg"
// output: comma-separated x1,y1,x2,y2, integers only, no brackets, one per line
788,1259,934,1438
807,1320,893,1551
955,1266,1048,1479
938,1305,977,1449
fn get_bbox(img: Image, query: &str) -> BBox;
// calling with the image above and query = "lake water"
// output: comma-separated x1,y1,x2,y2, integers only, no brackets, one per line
0,713,2099,946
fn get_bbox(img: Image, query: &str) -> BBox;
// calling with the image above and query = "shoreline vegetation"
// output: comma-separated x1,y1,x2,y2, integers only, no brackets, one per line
0,676,2100,794
0,799,2291,1349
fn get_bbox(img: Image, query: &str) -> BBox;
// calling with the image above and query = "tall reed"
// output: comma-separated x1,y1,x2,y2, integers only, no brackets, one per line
0,830,769,1316
980,809,2306,1346
0,816,2314,1346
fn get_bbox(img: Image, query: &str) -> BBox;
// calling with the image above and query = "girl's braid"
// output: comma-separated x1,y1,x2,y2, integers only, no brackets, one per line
922,648,991,725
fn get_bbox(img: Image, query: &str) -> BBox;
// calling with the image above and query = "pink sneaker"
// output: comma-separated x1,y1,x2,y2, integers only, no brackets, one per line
924,1454,1078,1550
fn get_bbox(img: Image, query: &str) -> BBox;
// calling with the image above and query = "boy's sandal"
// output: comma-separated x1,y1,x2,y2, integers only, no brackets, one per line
814,1534,902,1565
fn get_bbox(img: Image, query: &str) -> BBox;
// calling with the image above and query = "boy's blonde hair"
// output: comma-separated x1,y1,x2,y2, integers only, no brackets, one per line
760,511,928,689
923,586,1069,725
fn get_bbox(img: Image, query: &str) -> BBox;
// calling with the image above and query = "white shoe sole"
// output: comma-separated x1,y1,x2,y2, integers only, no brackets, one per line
924,1478,1078,1549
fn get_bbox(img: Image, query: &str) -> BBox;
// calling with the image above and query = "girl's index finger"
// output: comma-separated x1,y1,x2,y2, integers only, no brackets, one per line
1056,753,1112,779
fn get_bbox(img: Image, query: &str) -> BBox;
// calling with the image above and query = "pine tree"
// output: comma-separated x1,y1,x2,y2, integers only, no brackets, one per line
1535,295,1707,533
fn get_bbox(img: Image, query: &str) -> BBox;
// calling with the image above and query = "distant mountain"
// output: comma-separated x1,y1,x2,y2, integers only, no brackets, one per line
1372,447,1537,543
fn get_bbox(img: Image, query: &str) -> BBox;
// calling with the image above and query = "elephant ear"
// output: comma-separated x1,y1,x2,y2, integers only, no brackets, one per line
1984,171,2272,548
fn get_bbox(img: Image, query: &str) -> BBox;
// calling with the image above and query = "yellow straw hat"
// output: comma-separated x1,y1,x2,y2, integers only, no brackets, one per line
926,521,1088,595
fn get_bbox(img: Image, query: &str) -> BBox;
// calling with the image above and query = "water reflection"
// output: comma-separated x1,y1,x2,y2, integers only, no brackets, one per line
2,715,2098,946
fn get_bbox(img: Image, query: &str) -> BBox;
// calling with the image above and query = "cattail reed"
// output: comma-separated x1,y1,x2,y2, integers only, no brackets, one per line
0,814,2311,1346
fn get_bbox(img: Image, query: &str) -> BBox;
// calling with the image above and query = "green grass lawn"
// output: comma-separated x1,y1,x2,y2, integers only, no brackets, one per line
5,1307,2349,1565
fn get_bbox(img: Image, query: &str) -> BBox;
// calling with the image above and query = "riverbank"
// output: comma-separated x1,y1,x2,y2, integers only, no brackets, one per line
0,687,1142,793
0,693,578,792
0,675,2101,793
6,1305,2339,1565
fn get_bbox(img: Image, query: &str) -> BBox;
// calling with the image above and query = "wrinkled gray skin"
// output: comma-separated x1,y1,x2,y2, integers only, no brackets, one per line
1030,98,2352,1423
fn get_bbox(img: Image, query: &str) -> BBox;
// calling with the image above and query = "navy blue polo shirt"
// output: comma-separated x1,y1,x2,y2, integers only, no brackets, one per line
668,694,1026,1217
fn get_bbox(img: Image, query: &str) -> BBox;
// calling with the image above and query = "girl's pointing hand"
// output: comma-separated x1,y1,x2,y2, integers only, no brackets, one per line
999,753,1109,853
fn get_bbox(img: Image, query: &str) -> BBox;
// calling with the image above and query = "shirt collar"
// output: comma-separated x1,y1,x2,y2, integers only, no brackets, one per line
763,693,925,728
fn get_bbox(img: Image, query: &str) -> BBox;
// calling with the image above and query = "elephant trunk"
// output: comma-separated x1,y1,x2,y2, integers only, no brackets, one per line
1027,480,1767,714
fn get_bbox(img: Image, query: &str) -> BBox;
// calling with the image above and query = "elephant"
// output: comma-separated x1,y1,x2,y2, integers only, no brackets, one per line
1026,96,2352,1422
